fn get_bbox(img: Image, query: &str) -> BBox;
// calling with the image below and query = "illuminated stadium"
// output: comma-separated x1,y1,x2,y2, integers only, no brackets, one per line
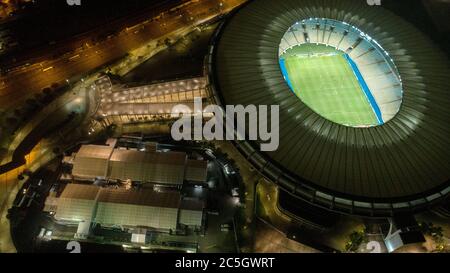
206,0,450,217
278,18,403,128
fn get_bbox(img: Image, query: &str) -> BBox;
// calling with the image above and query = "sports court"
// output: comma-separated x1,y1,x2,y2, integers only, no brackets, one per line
279,44,382,127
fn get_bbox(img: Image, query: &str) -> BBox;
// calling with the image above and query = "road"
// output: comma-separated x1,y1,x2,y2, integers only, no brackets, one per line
0,1,179,60
0,0,247,110
0,140,47,253
0,141,44,214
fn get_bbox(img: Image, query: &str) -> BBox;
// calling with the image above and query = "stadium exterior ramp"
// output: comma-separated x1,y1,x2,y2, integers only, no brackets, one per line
93,76,208,126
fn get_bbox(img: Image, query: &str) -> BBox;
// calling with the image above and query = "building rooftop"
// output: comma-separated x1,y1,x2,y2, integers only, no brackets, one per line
110,149,187,166
97,188,181,209
185,159,208,183
186,159,208,169
71,144,199,185
76,145,114,160
180,198,205,211
60,184,100,201
51,184,204,230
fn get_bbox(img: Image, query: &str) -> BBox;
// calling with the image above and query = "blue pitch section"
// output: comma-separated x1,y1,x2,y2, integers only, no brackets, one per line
279,58,295,92
344,54,384,125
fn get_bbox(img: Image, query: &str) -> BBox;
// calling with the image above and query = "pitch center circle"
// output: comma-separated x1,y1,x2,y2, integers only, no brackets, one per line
279,18,403,128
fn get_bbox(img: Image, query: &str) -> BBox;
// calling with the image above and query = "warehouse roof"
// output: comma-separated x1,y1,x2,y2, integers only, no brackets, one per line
97,188,181,209
72,145,114,179
76,145,114,160
186,159,208,169
185,159,208,183
60,184,100,200
52,184,204,230
108,150,186,185
110,149,186,166
180,198,204,211
71,145,192,185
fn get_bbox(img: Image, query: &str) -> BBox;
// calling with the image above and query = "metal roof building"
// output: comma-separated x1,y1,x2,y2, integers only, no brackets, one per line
95,188,181,231
185,159,209,183
71,145,114,180
71,144,208,186
179,199,205,228
50,184,205,233
108,149,187,186
54,184,100,223
206,0,450,216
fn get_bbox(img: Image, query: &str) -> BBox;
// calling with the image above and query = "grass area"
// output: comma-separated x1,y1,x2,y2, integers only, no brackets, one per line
280,44,379,127
281,43,340,58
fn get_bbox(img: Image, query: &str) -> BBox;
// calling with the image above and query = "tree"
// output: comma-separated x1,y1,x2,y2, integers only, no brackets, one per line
13,109,23,118
419,222,445,252
164,38,172,47
6,116,18,125
25,98,38,107
42,87,52,95
345,230,367,252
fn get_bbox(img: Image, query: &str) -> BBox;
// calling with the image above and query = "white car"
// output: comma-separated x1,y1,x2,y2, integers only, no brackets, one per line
224,164,236,175
220,224,231,232
38,228,46,238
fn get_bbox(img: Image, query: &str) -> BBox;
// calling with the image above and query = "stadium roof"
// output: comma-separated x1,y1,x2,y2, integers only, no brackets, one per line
209,0,450,215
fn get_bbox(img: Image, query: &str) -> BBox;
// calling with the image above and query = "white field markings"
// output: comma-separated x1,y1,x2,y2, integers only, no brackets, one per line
289,54,377,125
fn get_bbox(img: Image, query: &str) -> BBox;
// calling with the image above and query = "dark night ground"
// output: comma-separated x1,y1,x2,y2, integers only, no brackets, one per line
0,0,183,64
123,23,217,83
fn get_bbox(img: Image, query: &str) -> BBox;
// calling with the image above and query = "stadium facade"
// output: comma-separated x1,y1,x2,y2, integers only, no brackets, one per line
205,0,450,217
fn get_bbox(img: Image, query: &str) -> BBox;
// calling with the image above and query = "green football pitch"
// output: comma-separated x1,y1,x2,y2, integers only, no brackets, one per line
280,45,379,127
